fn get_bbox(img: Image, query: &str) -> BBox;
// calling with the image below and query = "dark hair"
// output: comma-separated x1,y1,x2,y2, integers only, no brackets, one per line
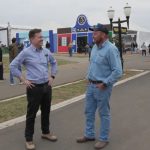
29,29,42,39
12,38,16,43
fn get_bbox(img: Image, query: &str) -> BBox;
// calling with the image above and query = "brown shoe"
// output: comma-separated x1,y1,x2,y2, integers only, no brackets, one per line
41,133,58,142
94,141,109,149
76,136,95,143
25,141,35,150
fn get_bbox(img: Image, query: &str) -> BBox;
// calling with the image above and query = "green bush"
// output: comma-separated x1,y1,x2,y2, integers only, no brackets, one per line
2,47,9,54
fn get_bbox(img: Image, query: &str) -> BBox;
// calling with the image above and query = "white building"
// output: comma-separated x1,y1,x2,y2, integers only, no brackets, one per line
0,23,32,46
130,23,150,47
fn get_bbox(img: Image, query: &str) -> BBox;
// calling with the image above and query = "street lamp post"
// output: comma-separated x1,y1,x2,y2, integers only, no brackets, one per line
107,3,131,70
7,22,11,47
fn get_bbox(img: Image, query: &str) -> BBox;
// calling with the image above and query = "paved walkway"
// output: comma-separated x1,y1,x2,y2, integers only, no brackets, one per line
124,53,150,70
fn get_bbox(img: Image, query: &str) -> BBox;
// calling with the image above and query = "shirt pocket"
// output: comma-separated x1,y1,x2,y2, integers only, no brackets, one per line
40,55,48,66
95,54,105,64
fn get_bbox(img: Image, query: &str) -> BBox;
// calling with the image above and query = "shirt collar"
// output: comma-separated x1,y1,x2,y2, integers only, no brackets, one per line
97,39,109,50
30,44,43,52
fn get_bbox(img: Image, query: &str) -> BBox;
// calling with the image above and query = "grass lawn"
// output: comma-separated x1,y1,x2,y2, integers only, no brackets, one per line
0,80,86,123
3,56,77,74
55,53,89,58
0,70,142,123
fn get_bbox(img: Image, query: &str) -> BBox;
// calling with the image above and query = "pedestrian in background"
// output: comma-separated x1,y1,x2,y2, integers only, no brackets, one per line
148,44,150,55
141,42,147,56
9,38,19,85
68,41,73,57
46,41,51,51
85,43,92,61
134,42,138,53
131,41,135,54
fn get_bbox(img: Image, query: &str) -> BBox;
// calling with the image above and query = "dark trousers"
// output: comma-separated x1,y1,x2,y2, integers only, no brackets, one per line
69,48,72,57
0,64,4,80
88,52,91,61
25,82,52,142
142,50,146,56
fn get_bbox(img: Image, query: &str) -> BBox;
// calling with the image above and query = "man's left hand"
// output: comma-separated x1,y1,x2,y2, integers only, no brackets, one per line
96,83,107,90
48,77,54,86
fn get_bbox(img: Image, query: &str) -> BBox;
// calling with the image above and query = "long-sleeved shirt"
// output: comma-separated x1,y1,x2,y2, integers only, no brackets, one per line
10,44,57,84
87,40,122,86
141,44,147,50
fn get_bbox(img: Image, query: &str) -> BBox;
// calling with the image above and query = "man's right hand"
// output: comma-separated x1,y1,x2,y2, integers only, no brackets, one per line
19,76,35,89
23,80,35,89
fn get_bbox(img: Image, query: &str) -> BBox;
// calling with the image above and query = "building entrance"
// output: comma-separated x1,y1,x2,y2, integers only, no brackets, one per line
77,36,87,53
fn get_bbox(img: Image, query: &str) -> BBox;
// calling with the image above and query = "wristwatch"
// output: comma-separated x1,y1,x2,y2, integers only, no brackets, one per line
51,76,55,79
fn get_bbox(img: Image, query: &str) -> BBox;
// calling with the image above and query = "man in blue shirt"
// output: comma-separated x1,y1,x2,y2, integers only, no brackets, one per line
77,24,122,149
10,29,58,150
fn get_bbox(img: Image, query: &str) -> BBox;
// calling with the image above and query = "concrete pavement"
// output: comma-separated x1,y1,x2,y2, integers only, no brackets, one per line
0,72,150,150
124,53,150,70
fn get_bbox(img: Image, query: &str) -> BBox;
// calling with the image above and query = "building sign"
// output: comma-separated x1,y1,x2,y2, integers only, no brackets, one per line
78,15,87,25
57,28,72,34
113,27,127,34
74,14,91,32
76,28,88,32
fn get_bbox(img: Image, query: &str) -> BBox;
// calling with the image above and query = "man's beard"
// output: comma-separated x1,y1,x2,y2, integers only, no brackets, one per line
95,38,103,45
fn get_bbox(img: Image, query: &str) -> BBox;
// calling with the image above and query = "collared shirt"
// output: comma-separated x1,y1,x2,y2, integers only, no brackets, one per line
10,44,57,84
87,40,122,86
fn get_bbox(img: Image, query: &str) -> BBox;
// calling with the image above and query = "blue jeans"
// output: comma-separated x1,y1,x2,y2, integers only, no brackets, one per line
84,83,112,141
10,70,15,84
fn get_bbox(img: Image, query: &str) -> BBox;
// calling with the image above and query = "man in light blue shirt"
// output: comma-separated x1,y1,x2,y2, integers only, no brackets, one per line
10,44,57,85
77,24,122,149
10,29,58,150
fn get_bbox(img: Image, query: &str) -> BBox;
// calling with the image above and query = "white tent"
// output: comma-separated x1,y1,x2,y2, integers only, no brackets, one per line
130,23,150,48
0,24,32,46
137,31,150,48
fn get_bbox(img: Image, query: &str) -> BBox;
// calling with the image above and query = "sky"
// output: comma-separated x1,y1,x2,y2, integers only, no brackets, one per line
0,0,150,31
